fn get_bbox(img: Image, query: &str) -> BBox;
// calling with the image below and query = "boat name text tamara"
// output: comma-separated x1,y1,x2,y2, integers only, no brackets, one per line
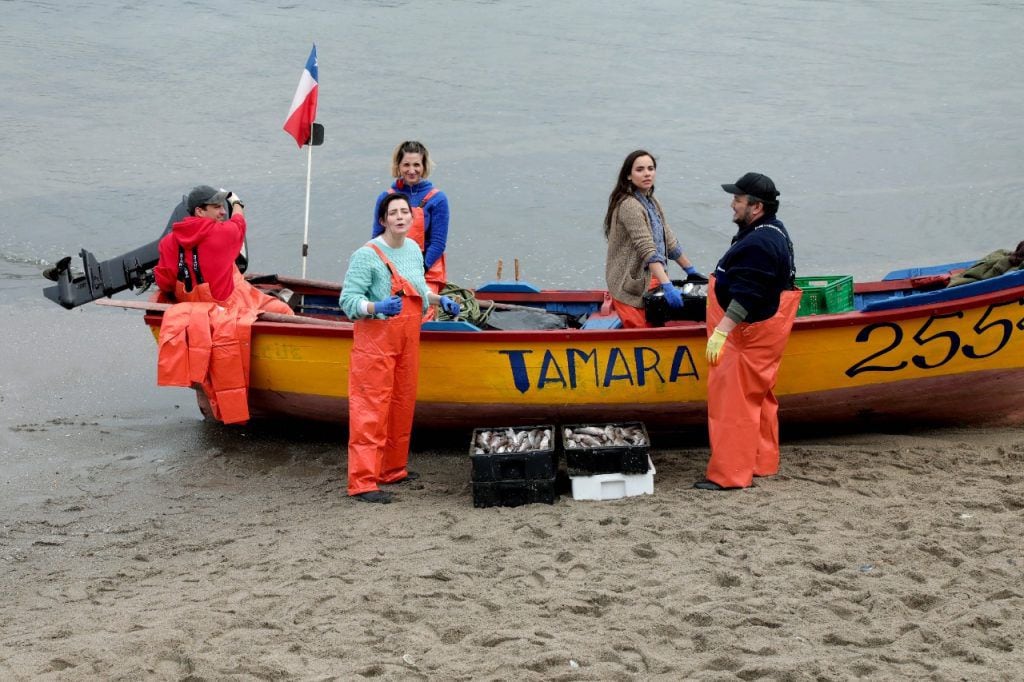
499,346,699,393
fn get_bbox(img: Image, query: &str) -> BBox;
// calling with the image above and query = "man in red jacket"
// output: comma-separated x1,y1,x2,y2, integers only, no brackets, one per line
154,184,291,312
153,185,291,425
155,185,245,302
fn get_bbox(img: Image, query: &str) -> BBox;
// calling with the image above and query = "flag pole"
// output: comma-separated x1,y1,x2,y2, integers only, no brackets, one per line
284,43,319,278
301,122,313,278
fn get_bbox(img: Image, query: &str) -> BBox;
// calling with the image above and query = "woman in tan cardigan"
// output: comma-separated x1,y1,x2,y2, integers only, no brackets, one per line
603,150,702,328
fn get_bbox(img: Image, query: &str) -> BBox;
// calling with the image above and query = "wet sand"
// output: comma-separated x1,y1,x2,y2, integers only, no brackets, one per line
2,406,1023,680
3,287,1023,680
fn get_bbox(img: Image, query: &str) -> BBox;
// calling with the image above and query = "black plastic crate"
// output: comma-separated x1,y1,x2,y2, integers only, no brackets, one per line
562,421,651,475
470,425,557,482
643,277,708,326
472,477,558,508
471,448,558,482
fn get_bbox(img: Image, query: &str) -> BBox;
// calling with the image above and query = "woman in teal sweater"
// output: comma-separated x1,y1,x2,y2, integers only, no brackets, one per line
340,194,459,504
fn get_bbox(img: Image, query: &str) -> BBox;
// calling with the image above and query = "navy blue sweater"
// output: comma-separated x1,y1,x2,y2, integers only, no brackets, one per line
713,216,795,323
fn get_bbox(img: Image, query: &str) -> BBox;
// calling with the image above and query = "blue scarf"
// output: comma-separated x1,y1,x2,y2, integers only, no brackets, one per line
635,192,667,264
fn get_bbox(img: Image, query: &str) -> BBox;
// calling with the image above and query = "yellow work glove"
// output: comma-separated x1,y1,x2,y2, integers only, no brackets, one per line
706,328,729,366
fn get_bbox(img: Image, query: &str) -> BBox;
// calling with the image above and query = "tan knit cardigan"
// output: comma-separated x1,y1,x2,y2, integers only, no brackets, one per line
604,194,682,307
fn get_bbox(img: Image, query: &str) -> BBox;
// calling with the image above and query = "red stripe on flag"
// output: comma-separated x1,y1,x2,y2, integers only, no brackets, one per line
283,86,318,147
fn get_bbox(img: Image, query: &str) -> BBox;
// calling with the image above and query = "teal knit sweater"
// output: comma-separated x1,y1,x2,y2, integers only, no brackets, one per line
339,237,429,319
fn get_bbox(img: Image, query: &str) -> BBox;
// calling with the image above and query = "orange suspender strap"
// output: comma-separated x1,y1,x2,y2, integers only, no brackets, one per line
366,242,416,297
418,188,439,207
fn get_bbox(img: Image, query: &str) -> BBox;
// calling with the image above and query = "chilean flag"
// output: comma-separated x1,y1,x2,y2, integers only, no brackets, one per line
283,45,319,147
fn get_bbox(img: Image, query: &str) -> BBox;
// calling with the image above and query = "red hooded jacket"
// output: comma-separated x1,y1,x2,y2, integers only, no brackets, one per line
154,215,246,302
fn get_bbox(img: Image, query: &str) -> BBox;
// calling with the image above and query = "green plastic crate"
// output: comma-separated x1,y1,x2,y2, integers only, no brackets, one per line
795,275,854,316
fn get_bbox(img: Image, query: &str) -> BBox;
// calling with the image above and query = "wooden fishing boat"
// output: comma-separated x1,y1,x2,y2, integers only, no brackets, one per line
121,260,1024,429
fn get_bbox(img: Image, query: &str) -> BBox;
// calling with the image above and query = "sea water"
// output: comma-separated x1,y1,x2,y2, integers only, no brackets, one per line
1,0,1022,430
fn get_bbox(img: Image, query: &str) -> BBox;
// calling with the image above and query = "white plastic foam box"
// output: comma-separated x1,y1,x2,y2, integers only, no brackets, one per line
570,457,655,501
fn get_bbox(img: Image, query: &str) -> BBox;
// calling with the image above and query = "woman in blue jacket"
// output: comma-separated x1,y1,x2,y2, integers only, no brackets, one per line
373,141,450,310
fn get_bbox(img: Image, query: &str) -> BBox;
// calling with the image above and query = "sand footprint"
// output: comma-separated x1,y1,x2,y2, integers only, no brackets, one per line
607,644,651,674
356,663,428,679
524,567,556,589
632,543,657,559
43,659,76,673
567,563,589,580
381,606,421,624
900,592,941,612
714,572,742,588
153,652,195,678
704,655,742,672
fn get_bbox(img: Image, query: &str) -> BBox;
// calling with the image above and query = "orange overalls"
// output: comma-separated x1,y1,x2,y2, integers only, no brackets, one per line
157,301,255,424
705,276,801,488
389,187,445,317
612,279,662,328
346,243,423,496
157,254,292,424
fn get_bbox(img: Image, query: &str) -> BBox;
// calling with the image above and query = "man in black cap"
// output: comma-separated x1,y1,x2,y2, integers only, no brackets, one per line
153,184,293,311
151,184,292,424
153,185,247,302
695,172,802,491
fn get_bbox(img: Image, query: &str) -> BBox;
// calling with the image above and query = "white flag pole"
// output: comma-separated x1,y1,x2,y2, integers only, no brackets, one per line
301,123,313,279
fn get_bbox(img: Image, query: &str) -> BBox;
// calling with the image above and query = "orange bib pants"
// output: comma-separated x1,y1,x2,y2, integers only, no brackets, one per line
346,244,423,496
611,278,662,329
705,277,801,488
156,269,293,424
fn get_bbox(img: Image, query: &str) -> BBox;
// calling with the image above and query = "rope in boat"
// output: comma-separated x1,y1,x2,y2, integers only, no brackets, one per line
436,282,494,326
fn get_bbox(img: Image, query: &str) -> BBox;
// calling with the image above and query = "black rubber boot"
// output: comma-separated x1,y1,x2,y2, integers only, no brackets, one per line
354,490,393,504
382,471,420,485
693,479,736,491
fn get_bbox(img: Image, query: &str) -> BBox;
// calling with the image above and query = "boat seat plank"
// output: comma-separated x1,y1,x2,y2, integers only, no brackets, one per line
581,314,622,330
421,320,483,332
475,281,543,294
855,274,949,294
882,260,974,280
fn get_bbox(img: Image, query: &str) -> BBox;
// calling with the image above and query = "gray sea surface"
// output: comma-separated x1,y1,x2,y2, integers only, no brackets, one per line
2,1,1023,486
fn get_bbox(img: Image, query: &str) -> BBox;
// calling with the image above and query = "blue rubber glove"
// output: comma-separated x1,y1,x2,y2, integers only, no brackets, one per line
684,265,706,280
439,295,461,317
374,295,402,317
661,282,684,309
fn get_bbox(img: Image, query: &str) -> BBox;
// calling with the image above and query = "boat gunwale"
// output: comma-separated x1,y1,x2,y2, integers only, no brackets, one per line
142,279,1024,340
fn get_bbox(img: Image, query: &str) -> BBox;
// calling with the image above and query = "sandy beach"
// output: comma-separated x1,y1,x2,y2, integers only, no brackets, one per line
3,413,1022,680
4,1,1024,676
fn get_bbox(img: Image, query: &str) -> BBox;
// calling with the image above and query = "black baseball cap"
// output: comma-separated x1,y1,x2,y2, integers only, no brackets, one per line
187,185,229,213
721,172,779,204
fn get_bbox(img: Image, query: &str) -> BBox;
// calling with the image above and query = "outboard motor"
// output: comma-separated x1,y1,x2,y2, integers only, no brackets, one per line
43,191,249,309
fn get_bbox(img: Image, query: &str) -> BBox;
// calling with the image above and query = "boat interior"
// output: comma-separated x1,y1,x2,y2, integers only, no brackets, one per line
267,258,1022,332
